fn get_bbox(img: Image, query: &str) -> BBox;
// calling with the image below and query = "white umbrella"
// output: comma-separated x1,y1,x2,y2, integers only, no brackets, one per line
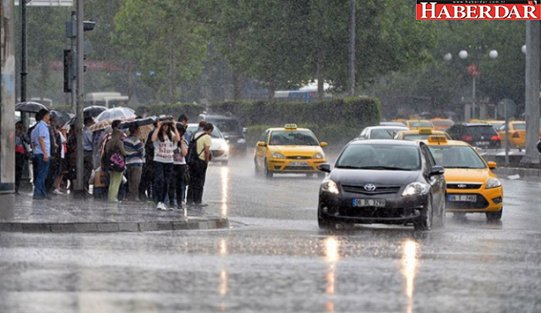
90,106,136,132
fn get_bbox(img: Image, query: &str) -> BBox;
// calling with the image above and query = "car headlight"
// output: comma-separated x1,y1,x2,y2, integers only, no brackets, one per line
321,179,340,195
402,182,430,196
486,178,501,189
272,152,285,159
313,152,324,159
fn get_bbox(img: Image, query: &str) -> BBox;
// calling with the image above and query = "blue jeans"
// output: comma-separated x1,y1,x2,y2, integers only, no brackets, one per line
33,154,50,198
153,162,173,204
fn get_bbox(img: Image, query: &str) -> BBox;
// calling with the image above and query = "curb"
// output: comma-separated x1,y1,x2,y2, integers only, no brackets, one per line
0,217,229,233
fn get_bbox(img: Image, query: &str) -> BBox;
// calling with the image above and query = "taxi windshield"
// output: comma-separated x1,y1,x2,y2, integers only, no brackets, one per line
269,130,319,146
336,144,420,171
403,134,432,140
428,145,486,169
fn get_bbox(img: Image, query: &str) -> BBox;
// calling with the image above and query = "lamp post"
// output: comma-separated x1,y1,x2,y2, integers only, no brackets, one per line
444,48,498,120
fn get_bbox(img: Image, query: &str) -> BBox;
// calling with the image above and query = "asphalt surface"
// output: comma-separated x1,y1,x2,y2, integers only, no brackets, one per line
1,153,540,313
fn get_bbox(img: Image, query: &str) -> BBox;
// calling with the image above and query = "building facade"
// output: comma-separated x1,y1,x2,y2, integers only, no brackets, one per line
0,0,15,193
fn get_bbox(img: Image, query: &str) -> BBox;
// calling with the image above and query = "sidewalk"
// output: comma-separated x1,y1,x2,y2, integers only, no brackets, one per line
495,166,541,180
0,191,229,233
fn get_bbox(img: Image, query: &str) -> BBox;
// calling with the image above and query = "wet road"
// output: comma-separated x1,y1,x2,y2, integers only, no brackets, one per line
1,153,541,313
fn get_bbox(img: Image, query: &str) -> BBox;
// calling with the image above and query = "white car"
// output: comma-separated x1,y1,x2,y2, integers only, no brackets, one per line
186,123,229,165
358,125,409,140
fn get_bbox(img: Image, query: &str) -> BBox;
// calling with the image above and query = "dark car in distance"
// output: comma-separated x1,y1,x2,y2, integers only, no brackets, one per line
445,123,501,149
317,140,446,231
199,113,247,154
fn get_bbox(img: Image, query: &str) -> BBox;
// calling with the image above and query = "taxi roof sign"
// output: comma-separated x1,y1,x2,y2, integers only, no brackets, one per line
427,135,447,145
284,123,298,130
418,128,433,135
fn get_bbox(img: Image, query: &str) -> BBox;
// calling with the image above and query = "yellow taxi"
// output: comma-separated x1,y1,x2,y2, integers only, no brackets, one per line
498,121,526,149
405,119,434,130
431,118,454,131
423,136,503,221
254,124,328,178
395,128,451,141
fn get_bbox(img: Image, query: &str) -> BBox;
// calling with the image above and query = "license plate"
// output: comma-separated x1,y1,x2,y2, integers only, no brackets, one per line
448,194,477,202
352,198,386,208
290,161,308,166
476,141,489,146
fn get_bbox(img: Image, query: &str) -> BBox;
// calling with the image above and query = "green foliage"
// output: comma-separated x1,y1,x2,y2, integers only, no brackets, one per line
211,97,380,146
113,0,208,102
135,103,204,120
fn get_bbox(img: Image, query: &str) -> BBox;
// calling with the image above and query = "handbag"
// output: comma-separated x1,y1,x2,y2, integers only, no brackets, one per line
109,151,126,172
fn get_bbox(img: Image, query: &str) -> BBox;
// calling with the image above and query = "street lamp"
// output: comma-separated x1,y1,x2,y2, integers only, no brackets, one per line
445,48,498,120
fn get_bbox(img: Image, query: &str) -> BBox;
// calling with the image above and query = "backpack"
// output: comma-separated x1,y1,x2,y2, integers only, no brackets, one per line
186,133,206,165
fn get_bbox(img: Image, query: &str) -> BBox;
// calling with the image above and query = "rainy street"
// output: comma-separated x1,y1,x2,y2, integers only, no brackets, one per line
1,152,540,313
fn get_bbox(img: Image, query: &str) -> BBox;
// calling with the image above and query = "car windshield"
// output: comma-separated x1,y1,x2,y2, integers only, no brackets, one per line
336,144,421,170
402,134,432,140
269,130,319,146
428,145,486,169
208,118,240,133
186,125,223,139
513,123,526,130
410,121,432,128
370,128,403,139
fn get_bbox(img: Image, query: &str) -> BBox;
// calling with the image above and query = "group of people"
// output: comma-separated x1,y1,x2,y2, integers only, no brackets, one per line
16,109,215,212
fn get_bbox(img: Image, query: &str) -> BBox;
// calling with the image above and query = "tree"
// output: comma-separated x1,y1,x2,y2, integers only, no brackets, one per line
113,0,208,103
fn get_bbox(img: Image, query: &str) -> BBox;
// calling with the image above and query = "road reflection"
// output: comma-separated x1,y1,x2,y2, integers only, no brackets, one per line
401,239,419,313
218,239,229,312
323,237,340,313
220,166,230,218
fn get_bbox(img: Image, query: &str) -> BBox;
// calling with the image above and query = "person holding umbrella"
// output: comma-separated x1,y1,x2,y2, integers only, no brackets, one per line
103,120,126,203
30,109,51,200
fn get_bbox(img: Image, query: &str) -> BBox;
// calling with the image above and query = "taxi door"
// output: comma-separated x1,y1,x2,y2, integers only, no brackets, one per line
255,130,271,168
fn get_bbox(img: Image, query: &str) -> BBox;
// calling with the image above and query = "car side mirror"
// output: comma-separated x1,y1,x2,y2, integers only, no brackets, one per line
318,163,331,173
224,135,230,141
429,165,445,176
487,161,497,169
320,141,328,147
257,141,267,147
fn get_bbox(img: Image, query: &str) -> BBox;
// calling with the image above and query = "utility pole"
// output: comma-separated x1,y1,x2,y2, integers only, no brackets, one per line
74,0,85,195
20,0,27,126
521,21,540,166
348,0,356,97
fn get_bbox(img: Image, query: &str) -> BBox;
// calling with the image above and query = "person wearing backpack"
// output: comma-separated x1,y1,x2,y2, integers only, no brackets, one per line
152,119,181,211
104,120,126,203
186,122,214,208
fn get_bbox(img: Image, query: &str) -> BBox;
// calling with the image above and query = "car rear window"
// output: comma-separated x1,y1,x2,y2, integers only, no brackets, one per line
468,125,497,137
336,144,420,170
371,128,402,139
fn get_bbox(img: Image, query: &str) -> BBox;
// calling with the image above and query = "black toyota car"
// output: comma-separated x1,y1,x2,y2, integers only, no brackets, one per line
317,140,446,231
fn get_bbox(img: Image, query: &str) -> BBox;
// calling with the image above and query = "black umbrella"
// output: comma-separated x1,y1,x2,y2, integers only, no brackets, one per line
119,116,157,129
84,105,107,118
50,110,71,126
15,101,49,113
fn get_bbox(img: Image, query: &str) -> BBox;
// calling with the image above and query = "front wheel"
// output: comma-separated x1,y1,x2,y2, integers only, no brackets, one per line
414,197,433,231
486,208,503,222
318,204,336,230
264,159,273,178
